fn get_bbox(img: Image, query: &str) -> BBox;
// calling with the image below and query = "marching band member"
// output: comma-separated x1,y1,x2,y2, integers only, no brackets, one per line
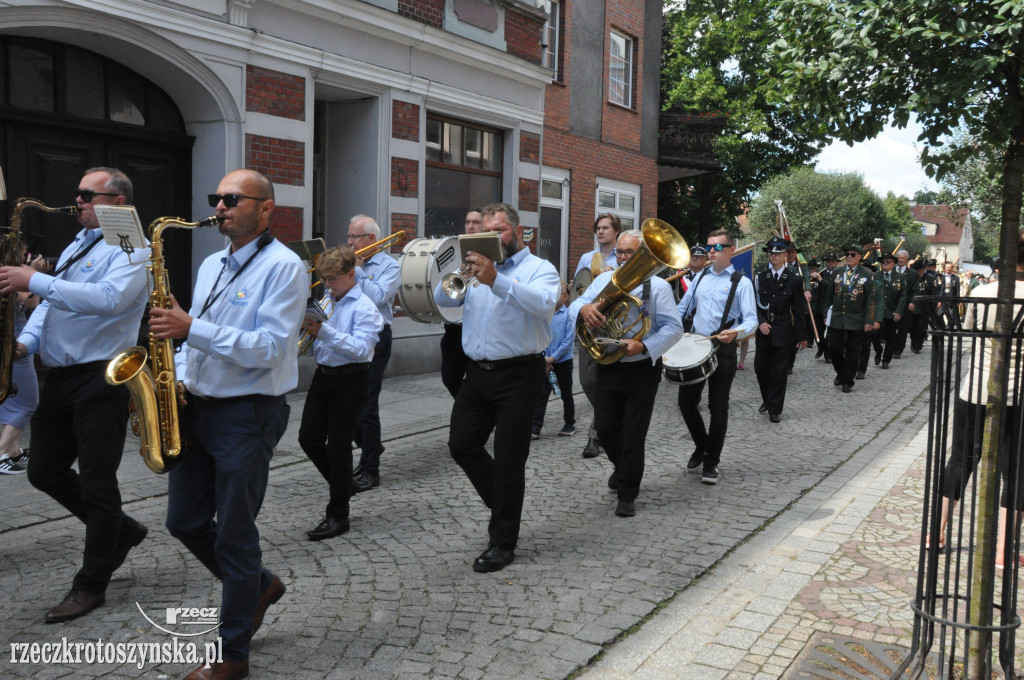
349,215,401,494
150,169,307,680
440,209,482,398
434,202,560,573
570,230,683,517
298,246,383,541
676,229,757,485
0,167,150,623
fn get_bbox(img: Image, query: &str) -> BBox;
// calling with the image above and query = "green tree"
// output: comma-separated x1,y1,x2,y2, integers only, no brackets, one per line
934,129,1005,263
882,192,930,259
746,167,887,259
770,3,1024,672
659,0,827,244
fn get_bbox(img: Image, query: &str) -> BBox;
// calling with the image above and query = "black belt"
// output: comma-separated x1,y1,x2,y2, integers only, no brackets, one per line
187,391,262,405
764,312,791,323
470,353,544,371
47,360,108,377
317,363,370,377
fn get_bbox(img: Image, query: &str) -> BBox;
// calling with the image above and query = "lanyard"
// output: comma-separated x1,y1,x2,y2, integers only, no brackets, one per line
197,230,272,320
53,235,103,279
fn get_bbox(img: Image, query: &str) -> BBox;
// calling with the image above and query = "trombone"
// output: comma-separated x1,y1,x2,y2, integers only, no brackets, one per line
299,230,405,356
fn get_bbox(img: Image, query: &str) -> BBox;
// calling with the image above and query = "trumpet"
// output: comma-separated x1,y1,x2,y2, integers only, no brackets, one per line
299,230,405,355
439,232,505,301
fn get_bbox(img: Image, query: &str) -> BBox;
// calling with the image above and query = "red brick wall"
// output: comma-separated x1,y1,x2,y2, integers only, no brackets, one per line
390,214,418,253
391,158,419,198
505,9,543,64
603,2,645,148
245,65,306,121
520,131,540,164
398,0,444,28
245,134,304,186
392,100,420,141
519,178,539,213
271,206,303,243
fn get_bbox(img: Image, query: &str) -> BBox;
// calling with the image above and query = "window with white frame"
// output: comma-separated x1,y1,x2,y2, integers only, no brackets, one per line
609,31,633,108
596,178,639,229
542,1,562,81
539,167,570,275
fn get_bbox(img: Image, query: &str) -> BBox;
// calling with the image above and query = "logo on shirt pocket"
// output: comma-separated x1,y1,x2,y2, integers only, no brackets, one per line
80,259,96,272
229,288,251,306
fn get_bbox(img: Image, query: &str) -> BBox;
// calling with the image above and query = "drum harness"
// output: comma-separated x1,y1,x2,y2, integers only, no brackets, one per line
680,268,743,344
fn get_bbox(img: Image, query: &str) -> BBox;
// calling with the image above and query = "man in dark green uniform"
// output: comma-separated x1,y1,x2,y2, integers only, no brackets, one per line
856,262,885,380
893,250,918,357
872,251,908,369
822,244,876,393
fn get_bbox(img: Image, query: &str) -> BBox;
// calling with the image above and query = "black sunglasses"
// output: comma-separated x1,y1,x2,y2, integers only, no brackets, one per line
207,193,268,208
706,243,731,251
75,189,120,203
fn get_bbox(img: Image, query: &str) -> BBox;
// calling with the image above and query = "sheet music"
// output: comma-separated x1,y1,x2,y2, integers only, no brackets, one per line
94,205,147,249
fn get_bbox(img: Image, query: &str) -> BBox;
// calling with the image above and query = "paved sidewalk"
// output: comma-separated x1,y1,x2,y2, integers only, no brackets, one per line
0,345,946,679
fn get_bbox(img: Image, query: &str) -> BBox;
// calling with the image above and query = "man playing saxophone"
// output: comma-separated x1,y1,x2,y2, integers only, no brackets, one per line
149,169,307,680
0,167,151,623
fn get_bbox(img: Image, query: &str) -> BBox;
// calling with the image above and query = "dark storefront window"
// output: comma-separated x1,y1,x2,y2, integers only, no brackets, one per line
424,115,502,236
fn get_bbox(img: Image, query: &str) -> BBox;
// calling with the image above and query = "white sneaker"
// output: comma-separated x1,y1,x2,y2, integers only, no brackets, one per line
0,456,26,475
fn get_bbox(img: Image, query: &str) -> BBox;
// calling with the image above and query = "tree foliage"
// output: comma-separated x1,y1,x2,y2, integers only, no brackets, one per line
882,192,931,259
746,167,888,259
659,0,828,243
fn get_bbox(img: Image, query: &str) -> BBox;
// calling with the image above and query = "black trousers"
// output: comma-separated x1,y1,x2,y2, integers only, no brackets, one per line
448,356,545,550
299,365,370,520
942,398,1024,511
594,358,661,502
678,346,738,466
532,359,575,429
879,318,900,363
355,324,392,476
26,363,136,593
910,312,929,351
440,323,467,399
754,338,791,416
829,327,863,387
858,328,877,373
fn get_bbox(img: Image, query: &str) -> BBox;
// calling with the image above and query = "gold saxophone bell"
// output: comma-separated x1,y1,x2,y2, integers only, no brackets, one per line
105,215,221,474
576,218,690,364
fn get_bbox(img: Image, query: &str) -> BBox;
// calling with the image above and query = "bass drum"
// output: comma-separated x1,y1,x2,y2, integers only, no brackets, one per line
397,237,463,324
663,334,718,385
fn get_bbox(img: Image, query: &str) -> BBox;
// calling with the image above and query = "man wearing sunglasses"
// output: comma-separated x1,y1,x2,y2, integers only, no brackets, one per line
346,214,401,495
0,167,151,624
149,169,307,680
821,245,877,393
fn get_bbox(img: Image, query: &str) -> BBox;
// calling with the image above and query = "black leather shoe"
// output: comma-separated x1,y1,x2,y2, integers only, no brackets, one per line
814,347,824,358
833,377,842,386
45,589,105,623
912,348,921,354
608,471,621,491
308,516,350,540
824,356,832,364
842,384,853,393
253,576,286,633
881,361,890,369
894,351,902,359
856,371,866,380
473,546,514,573
352,472,379,493
615,500,636,517
769,414,781,423
112,522,149,574
582,438,601,459
758,402,768,414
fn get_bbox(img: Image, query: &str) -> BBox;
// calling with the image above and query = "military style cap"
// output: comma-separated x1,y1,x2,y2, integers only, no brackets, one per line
764,237,789,254
928,258,938,266
910,260,926,270
844,244,865,256
824,251,840,261
878,251,898,262
691,244,708,257
807,259,820,268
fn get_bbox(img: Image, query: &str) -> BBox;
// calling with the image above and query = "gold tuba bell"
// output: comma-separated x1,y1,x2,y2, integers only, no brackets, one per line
576,219,690,364
105,215,221,474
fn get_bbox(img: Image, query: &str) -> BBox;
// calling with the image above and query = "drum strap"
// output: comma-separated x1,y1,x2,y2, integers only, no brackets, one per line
714,270,744,338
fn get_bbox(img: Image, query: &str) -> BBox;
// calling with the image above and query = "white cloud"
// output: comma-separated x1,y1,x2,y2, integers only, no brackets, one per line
814,120,940,199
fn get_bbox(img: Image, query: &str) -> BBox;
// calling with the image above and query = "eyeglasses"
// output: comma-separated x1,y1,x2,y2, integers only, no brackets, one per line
347,233,374,240
207,193,268,208
614,248,636,257
75,189,120,203
845,252,860,258
706,243,731,251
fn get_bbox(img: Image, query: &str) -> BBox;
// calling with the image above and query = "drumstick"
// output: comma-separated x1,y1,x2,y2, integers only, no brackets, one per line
695,328,740,342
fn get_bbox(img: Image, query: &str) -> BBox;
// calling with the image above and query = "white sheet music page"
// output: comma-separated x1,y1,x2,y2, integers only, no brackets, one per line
94,205,147,250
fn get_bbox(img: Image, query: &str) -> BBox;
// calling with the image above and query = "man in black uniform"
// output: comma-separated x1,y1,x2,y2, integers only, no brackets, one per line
892,250,918,358
872,251,908,369
754,238,808,422
909,259,938,352
811,252,840,359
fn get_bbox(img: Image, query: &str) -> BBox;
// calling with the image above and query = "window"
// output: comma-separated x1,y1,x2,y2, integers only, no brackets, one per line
596,178,639,229
539,168,570,275
609,31,633,108
425,115,503,237
542,1,562,81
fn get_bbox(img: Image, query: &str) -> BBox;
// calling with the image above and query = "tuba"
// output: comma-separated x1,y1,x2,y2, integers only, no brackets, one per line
576,219,690,364
0,199,78,404
105,215,221,474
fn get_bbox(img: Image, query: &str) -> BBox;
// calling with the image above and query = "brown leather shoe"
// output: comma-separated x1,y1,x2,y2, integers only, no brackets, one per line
44,589,105,623
183,659,249,680
252,575,286,633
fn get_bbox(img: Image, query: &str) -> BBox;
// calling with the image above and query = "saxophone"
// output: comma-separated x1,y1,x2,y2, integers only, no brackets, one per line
105,215,221,474
0,199,78,404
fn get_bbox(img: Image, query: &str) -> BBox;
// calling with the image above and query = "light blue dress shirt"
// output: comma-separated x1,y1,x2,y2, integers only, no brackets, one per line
434,246,560,361
544,305,574,363
312,286,383,367
175,237,307,398
20,227,150,366
356,251,401,325
569,274,683,362
677,265,758,339
574,248,618,276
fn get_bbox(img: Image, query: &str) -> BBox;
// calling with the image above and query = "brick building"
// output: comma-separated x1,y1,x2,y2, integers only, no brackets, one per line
910,203,968,264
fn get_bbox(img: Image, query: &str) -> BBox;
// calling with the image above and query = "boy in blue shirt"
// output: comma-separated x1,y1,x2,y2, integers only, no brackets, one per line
532,281,575,438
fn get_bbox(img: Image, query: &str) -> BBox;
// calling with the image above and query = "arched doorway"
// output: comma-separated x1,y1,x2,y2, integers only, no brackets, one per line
0,36,195,306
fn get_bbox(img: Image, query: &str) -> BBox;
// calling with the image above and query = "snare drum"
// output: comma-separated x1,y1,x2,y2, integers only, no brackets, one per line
662,334,718,385
397,237,463,324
